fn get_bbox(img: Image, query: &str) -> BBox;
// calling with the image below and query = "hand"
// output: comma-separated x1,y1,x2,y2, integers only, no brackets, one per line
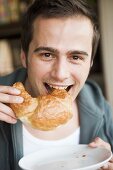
89,137,113,170
0,85,23,124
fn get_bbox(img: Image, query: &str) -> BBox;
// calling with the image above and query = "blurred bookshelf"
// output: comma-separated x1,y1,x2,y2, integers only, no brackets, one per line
0,0,32,76
0,0,32,38
0,0,31,25
0,22,21,39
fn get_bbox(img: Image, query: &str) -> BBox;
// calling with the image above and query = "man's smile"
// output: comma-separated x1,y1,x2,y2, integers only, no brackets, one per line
44,83,73,93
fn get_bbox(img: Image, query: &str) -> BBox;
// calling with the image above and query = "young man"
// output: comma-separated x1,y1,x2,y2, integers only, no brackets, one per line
0,0,113,169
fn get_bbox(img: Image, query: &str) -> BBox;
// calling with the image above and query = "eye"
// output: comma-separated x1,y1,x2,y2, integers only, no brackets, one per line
72,55,83,61
44,53,51,58
39,52,55,61
69,54,84,64
72,55,79,60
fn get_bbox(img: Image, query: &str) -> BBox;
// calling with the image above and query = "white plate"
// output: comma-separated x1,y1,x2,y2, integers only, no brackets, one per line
19,145,112,170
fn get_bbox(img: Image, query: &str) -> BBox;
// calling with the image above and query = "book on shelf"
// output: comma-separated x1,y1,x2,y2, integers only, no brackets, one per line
0,0,31,25
0,0,11,24
8,0,20,22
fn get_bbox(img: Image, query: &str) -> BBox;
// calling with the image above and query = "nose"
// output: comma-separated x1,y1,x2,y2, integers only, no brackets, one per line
51,58,70,82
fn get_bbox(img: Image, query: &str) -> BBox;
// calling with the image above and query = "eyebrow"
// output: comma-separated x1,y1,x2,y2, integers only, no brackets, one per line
34,47,59,54
34,46,88,56
68,50,88,57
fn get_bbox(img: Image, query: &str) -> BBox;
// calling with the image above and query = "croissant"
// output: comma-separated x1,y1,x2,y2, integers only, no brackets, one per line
10,82,73,131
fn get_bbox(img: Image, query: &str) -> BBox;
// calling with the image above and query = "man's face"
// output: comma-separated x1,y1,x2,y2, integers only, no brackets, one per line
22,16,93,101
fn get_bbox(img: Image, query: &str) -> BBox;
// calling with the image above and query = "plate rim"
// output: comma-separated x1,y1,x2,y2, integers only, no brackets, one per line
19,144,112,170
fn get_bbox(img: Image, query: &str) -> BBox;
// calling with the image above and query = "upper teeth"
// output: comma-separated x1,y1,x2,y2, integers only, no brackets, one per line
49,84,68,90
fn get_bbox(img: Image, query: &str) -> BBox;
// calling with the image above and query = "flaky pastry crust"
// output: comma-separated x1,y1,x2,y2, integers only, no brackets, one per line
10,82,73,131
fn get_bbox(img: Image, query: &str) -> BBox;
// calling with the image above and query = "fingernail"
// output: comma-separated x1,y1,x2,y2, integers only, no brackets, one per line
14,89,21,94
16,97,24,103
102,164,108,169
18,97,24,103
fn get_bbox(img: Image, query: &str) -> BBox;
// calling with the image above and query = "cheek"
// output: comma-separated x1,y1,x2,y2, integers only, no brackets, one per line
27,58,52,80
29,62,44,79
71,63,90,83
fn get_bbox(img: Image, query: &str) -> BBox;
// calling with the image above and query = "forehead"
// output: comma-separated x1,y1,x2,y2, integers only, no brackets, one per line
31,16,93,51
33,15,93,35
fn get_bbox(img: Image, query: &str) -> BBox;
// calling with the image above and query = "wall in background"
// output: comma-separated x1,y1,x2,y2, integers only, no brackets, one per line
98,0,113,106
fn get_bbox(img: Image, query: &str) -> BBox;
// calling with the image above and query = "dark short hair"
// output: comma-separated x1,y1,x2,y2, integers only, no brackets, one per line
21,0,100,61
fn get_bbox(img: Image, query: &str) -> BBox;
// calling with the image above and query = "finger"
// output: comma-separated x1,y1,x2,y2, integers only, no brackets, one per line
0,111,17,124
0,85,20,94
0,102,16,118
0,93,24,103
109,156,113,163
100,163,108,169
89,137,111,150
101,162,113,170
89,137,103,147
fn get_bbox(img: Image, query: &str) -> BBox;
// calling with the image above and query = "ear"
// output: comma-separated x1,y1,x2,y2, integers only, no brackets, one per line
21,50,27,68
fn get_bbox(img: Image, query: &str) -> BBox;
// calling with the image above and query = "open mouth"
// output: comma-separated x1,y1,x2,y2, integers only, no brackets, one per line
44,83,73,93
